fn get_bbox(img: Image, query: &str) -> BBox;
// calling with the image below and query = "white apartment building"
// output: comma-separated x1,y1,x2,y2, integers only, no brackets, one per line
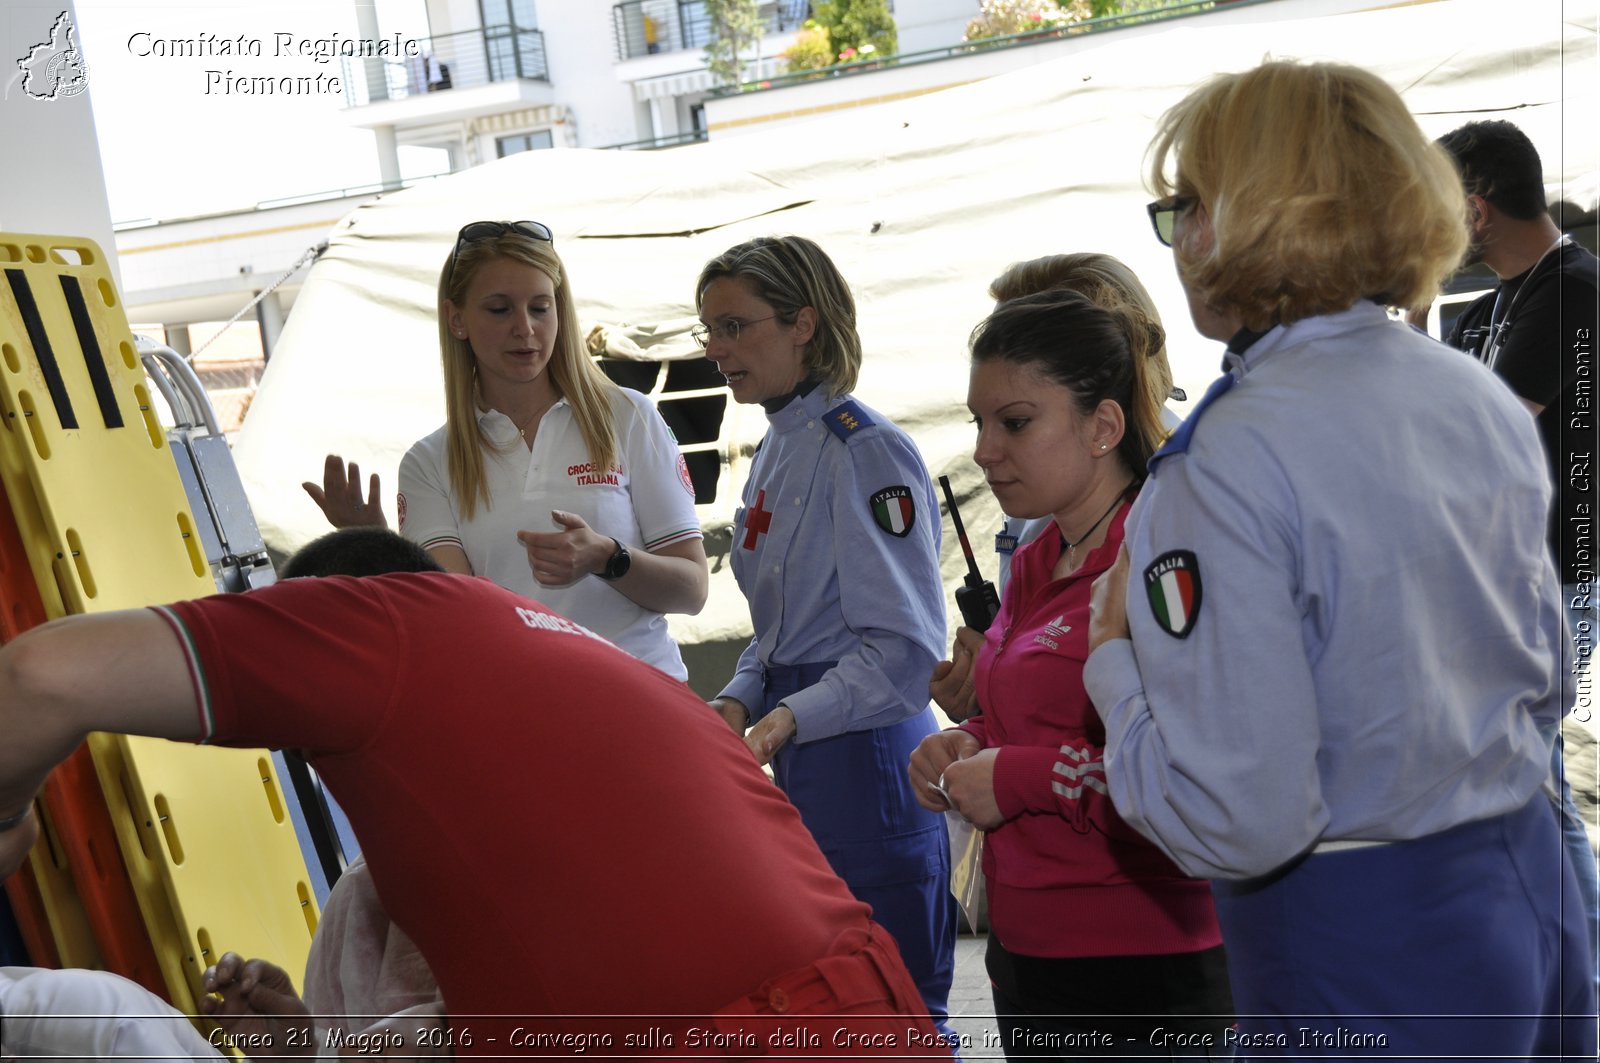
340,0,975,171
109,0,1397,384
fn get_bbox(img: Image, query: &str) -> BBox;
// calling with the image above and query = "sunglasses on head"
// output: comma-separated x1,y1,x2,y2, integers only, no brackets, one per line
448,220,554,281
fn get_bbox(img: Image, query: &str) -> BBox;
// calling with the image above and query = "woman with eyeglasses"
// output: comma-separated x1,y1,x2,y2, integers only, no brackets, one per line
909,289,1232,1059
306,220,708,679
696,235,958,1043
1085,61,1593,1054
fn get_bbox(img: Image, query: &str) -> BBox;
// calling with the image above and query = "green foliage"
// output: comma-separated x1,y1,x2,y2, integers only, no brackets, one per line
963,0,1093,41
811,0,897,62
781,20,836,73
704,0,766,87
962,0,1208,40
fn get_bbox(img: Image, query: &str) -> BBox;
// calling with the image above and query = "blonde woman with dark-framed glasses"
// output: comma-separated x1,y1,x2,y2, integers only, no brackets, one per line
1086,61,1593,1055
306,220,708,679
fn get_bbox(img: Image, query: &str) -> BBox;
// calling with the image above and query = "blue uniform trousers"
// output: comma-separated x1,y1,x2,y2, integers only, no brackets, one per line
761,662,958,1038
1212,798,1596,1061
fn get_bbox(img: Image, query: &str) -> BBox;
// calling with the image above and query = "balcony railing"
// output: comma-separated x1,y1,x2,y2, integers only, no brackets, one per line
612,0,811,62
601,128,710,150
341,23,548,107
717,0,1214,94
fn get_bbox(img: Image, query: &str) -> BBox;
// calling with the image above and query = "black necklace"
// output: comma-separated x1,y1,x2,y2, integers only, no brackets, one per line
1060,488,1130,559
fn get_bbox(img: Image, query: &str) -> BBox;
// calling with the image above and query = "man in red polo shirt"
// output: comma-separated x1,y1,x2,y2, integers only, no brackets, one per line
0,529,953,1059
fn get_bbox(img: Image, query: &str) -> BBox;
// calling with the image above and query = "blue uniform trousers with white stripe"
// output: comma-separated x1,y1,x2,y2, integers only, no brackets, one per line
1212,798,1596,1061
762,662,958,1040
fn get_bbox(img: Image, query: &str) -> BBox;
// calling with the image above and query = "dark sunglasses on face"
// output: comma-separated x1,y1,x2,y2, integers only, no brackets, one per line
1146,197,1196,247
448,220,554,281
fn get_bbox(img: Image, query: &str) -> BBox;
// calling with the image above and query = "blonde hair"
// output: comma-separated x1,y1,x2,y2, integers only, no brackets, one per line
988,252,1174,461
438,232,618,520
695,235,862,397
1147,60,1468,330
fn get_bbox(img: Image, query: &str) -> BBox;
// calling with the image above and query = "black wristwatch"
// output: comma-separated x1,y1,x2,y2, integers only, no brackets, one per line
598,538,631,581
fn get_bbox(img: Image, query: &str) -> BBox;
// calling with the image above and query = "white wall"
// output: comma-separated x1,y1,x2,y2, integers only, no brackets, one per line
0,2,118,284
541,0,645,145
895,0,979,54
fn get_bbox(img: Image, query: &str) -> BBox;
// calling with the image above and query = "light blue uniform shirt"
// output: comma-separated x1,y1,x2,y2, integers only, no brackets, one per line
720,387,946,741
1084,302,1564,881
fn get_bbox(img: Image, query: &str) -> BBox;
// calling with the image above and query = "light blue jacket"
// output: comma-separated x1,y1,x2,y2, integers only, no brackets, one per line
720,386,945,742
1085,302,1564,881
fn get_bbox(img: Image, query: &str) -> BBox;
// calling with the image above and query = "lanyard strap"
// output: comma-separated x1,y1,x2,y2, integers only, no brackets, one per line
1482,235,1571,369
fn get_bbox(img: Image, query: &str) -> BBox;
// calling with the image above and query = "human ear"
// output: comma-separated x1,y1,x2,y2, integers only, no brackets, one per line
1090,398,1126,455
445,302,466,339
1467,194,1490,230
791,306,818,347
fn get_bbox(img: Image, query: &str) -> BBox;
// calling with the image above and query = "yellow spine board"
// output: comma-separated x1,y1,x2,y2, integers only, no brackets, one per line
0,232,316,1007
20,800,104,970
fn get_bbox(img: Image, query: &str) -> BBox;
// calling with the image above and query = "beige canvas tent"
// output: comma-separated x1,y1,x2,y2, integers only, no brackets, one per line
233,0,1597,689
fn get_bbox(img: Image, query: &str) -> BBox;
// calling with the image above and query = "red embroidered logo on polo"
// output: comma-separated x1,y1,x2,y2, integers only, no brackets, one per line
566,461,624,486
676,454,694,497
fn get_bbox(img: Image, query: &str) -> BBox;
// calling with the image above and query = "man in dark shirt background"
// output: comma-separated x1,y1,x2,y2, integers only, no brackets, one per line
1439,118,1598,992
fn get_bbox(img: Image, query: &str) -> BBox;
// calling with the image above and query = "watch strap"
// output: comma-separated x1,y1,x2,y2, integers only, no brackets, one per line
599,537,630,581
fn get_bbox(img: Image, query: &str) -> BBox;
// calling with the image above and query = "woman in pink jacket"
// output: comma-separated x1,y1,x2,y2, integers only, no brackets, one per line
910,288,1232,1058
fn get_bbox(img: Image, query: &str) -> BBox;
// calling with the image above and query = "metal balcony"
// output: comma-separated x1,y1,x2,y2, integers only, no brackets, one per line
612,0,812,61
341,23,548,107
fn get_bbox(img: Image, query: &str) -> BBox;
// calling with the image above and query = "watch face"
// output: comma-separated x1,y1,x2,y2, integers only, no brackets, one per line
606,542,631,580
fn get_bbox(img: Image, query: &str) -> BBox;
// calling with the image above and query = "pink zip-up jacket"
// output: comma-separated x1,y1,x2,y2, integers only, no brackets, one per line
958,500,1221,958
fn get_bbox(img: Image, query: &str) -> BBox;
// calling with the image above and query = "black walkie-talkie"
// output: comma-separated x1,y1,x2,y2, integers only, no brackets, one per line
938,475,1001,632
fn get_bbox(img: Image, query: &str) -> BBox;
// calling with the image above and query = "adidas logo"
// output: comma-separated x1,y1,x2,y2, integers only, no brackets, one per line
1033,614,1071,652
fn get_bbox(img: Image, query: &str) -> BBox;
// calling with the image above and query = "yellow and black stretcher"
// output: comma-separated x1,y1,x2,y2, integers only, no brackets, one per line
0,231,316,1014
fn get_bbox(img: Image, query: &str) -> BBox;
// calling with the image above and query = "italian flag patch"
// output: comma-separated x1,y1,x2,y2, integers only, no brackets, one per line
870,486,915,537
1144,549,1202,639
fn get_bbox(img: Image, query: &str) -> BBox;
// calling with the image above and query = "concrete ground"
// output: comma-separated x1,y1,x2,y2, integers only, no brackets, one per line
947,933,1003,1057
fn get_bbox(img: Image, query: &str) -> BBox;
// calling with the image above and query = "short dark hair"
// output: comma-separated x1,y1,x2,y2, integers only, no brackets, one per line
280,528,445,579
1437,120,1550,221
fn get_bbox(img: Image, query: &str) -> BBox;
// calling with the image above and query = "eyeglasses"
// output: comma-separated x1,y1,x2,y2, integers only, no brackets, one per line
1146,197,1195,247
691,315,777,349
448,220,553,281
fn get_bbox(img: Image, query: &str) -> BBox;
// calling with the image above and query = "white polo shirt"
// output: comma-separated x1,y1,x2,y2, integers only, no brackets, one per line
398,387,700,679
1,967,223,1060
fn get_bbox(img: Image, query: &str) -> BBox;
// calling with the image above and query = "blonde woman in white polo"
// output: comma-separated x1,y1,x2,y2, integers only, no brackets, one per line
306,221,707,679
